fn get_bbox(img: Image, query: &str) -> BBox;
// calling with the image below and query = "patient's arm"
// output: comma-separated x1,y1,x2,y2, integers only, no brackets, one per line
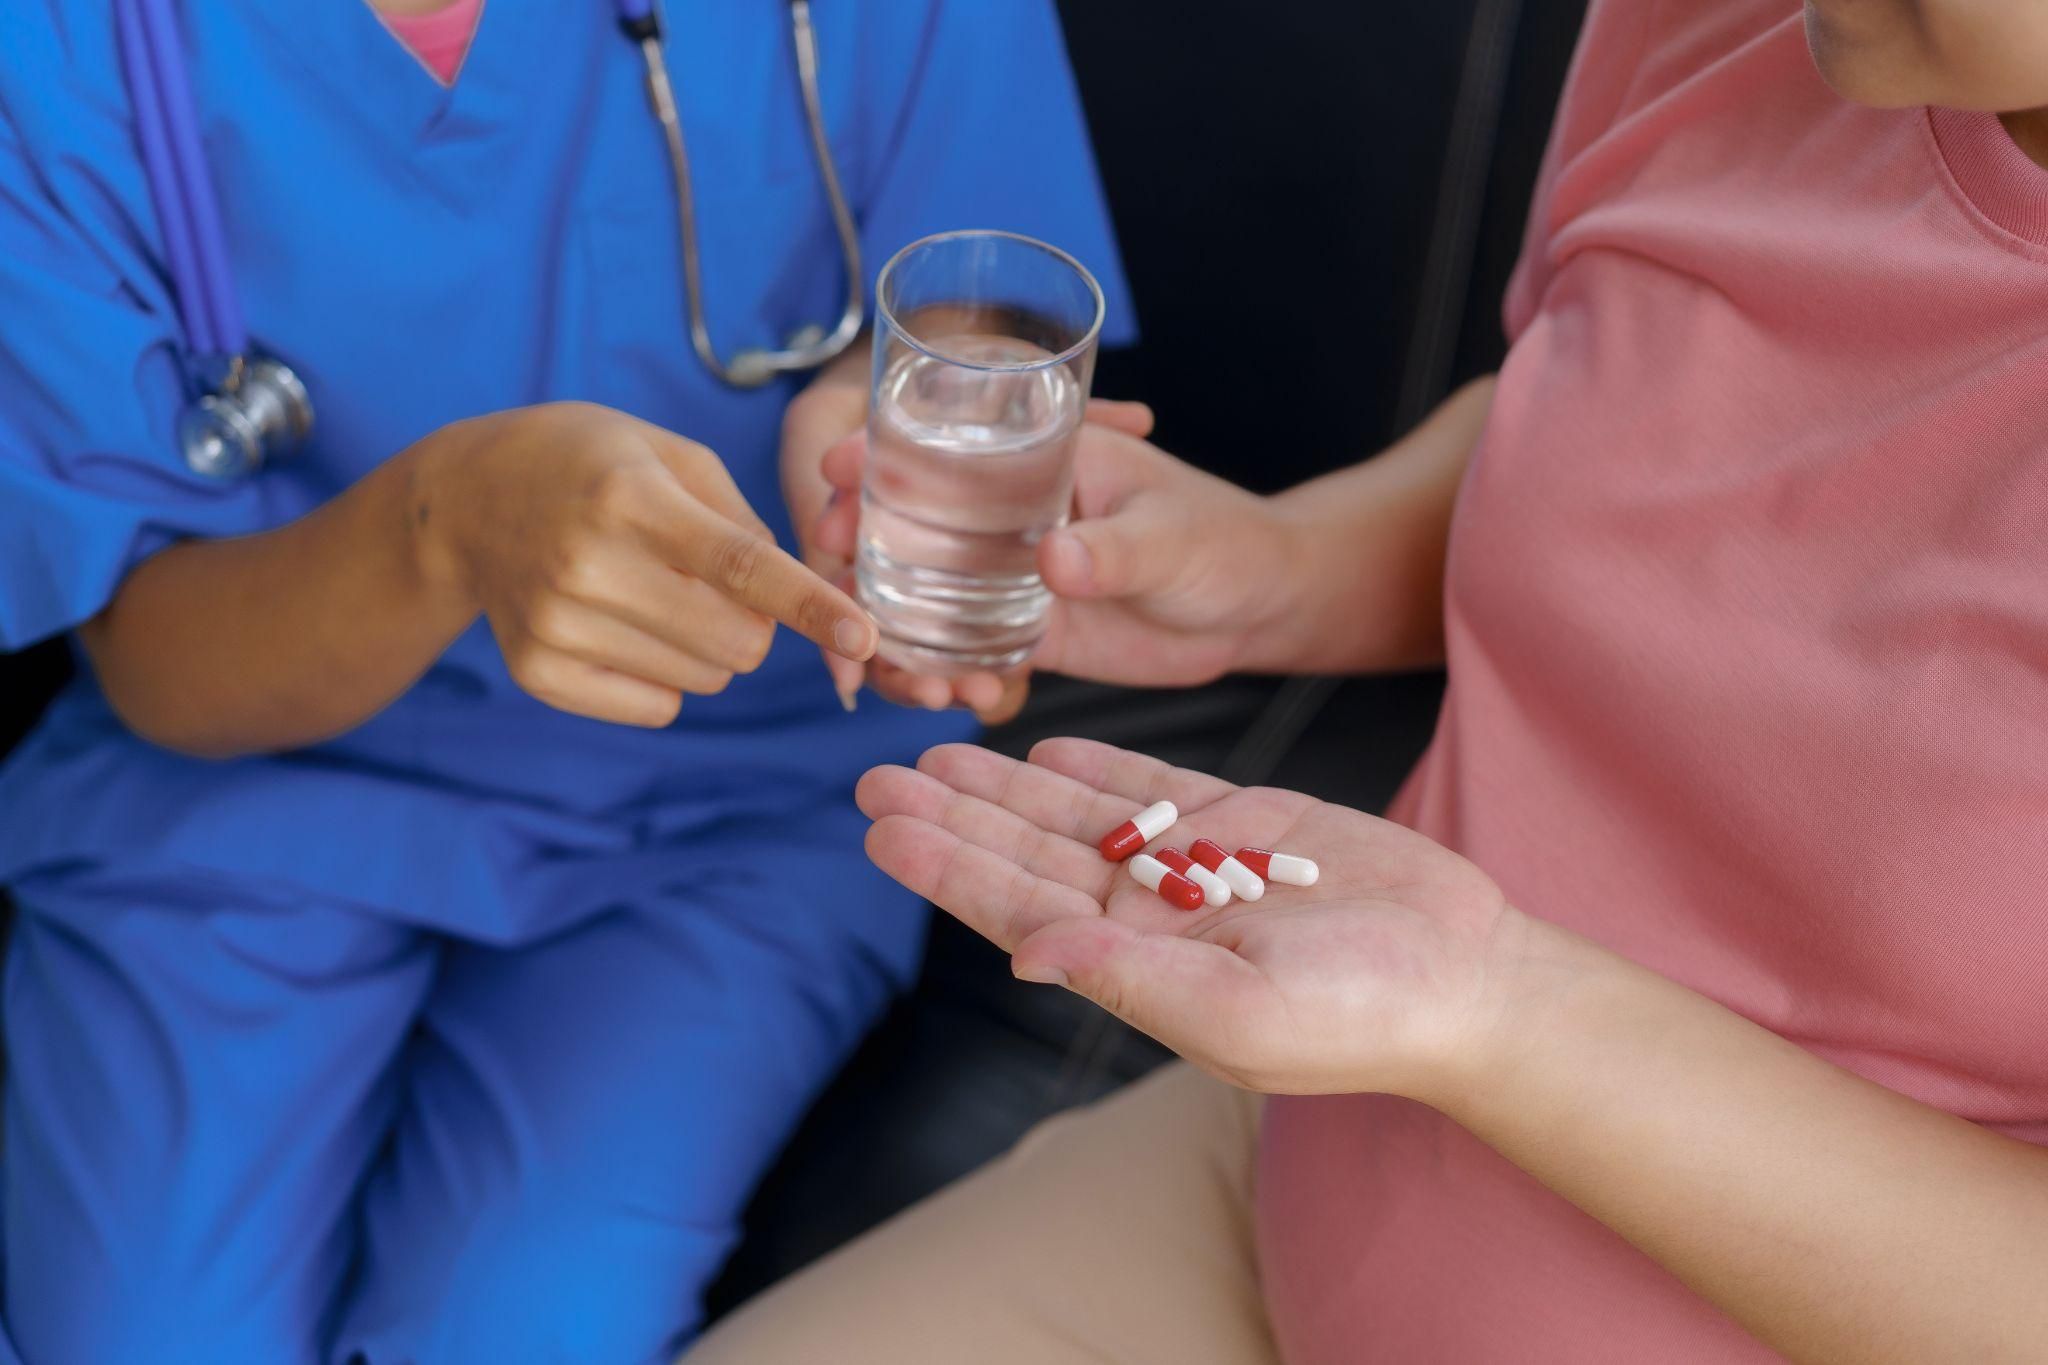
1239,373,1493,675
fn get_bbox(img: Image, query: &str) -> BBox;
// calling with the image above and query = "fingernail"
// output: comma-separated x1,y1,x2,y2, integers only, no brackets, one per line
834,618,871,658
837,685,859,713
1014,964,1068,988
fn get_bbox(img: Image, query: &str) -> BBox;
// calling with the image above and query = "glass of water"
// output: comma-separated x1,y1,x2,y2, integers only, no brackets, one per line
857,230,1105,676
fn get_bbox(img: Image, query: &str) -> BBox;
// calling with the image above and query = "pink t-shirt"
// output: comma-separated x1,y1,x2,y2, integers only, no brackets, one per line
1256,2,2048,1360
378,0,483,85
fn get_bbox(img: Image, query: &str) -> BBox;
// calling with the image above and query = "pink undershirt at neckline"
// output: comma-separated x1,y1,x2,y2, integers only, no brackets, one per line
376,0,484,86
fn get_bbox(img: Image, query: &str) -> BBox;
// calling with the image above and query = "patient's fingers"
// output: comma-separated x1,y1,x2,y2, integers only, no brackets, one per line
1010,916,1277,1073
917,743,1159,846
1026,737,1239,812
1082,398,1156,437
865,815,1104,950
855,765,1117,900
866,659,962,712
954,669,1031,725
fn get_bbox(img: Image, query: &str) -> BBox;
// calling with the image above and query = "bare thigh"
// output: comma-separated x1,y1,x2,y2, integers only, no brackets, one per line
685,1062,1279,1365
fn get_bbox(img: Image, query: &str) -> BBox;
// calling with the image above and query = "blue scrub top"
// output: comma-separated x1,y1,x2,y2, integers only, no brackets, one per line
0,0,1133,936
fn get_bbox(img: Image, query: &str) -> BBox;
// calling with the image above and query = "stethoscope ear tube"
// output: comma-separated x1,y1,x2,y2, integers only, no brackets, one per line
636,0,864,388
780,0,866,368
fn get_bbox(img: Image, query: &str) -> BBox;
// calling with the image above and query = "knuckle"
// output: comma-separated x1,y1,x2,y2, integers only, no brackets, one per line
730,617,775,672
708,533,768,597
666,439,720,489
689,668,735,696
523,596,582,652
544,398,606,423
506,643,564,699
797,589,843,642
588,459,658,522
551,540,611,601
639,690,685,728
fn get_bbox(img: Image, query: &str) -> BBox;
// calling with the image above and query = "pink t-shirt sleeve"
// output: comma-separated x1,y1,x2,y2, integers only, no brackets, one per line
1504,1,1770,337
1501,56,1579,338
1503,2,1668,338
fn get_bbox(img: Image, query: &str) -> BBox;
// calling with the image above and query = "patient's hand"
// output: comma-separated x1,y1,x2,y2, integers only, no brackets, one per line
857,738,1524,1102
813,406,1302,721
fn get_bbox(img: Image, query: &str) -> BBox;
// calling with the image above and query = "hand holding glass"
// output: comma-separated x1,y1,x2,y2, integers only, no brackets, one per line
856,230,1104,675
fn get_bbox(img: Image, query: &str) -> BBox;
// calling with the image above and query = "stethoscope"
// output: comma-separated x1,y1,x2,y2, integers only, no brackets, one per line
113,0,865,480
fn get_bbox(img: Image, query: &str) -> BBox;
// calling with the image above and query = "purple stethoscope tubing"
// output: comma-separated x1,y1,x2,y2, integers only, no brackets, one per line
111,0,652,367
110,0,849,476
113,0,247,362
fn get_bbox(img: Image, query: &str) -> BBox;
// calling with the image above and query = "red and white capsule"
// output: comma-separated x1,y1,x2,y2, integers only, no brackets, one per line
1128,852,1205,911
1189,838,1263,902
1098,800,1178,862
1157,848,1231,908
1236,848,1319,887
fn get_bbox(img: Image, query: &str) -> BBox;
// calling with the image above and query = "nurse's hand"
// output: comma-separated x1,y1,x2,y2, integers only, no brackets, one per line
812,406,1294,718
777,353,874,711
855,738,1521,1102
412,402,877,728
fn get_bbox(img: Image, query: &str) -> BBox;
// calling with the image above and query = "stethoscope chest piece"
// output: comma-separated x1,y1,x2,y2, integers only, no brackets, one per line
179,356,314,479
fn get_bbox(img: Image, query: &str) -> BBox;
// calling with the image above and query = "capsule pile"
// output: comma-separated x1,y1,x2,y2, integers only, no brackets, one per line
1096,800,1320,910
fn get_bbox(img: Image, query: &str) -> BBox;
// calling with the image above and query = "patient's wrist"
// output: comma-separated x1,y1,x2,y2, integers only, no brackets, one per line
1227,491,1364,673
1427,912,1641,1131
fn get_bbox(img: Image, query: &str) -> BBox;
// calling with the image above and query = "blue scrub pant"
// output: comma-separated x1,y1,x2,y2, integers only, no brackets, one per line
0,803,915,1364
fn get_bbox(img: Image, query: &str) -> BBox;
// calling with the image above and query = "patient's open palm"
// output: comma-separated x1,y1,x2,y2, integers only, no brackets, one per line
856,739,1513,1098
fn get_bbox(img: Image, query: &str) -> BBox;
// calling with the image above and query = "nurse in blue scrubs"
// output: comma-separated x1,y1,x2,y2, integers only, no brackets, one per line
0,3,1131,1361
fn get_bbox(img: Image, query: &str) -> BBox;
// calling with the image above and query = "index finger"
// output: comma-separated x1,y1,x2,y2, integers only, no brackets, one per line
1024,737,1240,812
865,813,1105,952
666,498,878,661
637,425,778,542
916,742,1156,846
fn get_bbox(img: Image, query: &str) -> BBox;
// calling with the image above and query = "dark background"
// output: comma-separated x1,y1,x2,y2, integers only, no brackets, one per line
708,0,1589,1307
0,0,1590,1318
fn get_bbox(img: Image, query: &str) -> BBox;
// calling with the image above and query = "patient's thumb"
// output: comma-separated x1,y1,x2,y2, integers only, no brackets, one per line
1011,916,1248,1054
1040,500,1179,602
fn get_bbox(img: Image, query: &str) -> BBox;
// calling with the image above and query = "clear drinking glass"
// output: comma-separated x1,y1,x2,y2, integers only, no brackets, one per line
856,230,1105,675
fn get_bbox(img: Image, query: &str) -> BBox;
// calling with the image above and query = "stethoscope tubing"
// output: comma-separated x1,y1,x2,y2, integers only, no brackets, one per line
634,0,863,386
117,0,865,475
118,0,247,363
